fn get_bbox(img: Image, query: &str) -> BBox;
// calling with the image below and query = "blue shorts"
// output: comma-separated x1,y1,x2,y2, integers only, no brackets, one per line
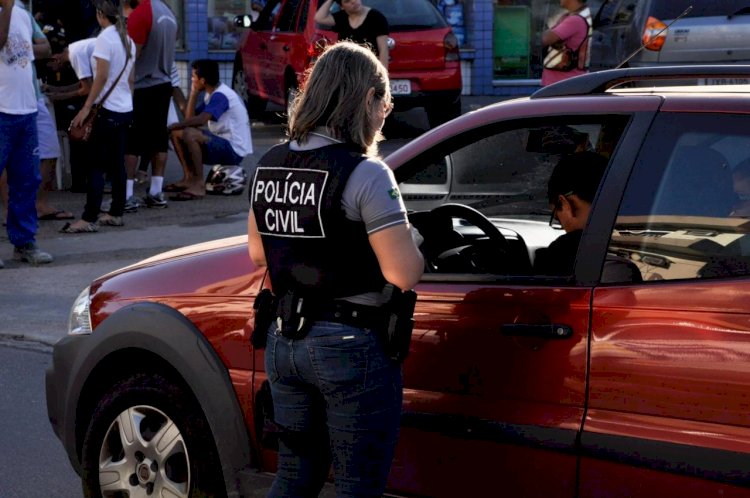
201,130,242,165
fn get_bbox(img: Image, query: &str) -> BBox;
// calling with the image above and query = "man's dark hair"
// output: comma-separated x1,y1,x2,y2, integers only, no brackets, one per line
191,59,220,87
547,151,608,205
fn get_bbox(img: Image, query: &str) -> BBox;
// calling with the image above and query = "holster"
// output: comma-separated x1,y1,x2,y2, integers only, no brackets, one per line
276,290,313,339
379,284,417,363
251,289,277,349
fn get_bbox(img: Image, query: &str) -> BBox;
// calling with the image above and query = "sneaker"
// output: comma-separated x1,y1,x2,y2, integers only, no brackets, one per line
144,192,168,209
124,196,141,213
13,242,53,265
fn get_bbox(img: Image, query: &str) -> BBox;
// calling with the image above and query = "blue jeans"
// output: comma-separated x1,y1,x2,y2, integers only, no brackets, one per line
0,112,40,247
265,321,403,498
83,108,132,221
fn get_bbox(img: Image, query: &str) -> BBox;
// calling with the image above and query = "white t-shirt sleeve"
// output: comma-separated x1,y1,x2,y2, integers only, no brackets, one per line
68,39,95,79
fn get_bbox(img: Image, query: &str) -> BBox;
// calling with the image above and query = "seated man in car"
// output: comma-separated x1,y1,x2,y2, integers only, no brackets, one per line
534,151,608,276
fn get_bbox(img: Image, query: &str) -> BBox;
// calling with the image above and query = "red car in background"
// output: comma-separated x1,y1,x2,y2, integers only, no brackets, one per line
232,0,463,128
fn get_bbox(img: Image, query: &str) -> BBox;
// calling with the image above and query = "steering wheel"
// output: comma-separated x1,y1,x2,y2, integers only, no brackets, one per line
425,203,509,272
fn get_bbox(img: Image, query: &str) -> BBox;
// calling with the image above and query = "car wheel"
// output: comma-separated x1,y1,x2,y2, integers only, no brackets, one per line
81,372,225,498
233,63,267,118
426,96,462,129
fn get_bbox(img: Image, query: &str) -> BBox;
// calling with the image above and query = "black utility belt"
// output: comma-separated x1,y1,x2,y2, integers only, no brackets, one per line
276,300,386,339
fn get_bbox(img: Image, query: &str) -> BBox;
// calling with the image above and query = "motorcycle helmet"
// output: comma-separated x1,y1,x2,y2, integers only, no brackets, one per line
205,165,248,195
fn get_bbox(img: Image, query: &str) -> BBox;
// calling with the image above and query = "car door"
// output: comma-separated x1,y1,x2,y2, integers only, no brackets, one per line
386,109,641,497
583,109,750,496
239,0,281,100
263,0,304,104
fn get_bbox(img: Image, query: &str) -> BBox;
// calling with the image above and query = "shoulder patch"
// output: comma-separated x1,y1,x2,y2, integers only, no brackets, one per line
388,187,400,200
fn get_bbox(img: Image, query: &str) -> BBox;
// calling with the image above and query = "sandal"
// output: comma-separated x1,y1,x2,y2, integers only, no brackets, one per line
38,209,75,221
59,221,99,234
164,183,187,193
169,191,204,201
98,214,124,226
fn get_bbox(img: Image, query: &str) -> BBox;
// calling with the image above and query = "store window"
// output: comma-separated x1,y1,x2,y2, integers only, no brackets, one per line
208,0,259,50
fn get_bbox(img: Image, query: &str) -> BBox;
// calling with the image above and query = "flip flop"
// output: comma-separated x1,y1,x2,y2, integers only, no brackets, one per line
39,210,75,221
170,191,204,201
164,183,187,193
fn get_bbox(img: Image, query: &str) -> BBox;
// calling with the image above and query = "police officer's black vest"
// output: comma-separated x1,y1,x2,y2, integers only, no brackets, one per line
250,142,387,300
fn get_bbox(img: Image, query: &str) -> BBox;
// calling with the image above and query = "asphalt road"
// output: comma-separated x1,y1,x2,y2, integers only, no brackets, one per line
0,341,81,497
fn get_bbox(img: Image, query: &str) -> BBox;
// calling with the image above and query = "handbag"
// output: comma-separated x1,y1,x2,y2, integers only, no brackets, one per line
68,49,130,142
68,104,99,142
543,13,591,72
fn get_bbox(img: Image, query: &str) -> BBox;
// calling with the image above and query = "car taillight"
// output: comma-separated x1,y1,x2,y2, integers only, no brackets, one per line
642,16,668,51
444,32,459,62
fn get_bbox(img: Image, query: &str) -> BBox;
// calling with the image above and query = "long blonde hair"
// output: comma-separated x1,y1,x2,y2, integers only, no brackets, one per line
288,41,390,157
94,0,131,61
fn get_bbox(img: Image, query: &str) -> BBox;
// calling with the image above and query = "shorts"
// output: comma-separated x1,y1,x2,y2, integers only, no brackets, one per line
37,98,61,160
201,130,243,165
125,82,172,157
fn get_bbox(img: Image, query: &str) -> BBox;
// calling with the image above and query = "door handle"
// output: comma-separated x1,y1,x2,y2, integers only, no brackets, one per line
501,323,573,339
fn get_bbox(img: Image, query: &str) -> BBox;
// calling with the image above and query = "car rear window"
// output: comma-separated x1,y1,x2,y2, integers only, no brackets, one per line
652,0,750,19
331,0,447,31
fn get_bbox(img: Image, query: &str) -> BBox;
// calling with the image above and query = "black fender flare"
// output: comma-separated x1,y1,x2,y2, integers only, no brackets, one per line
48,301,253,498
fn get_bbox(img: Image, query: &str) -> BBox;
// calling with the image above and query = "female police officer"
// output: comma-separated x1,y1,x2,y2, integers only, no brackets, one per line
247,41,424,497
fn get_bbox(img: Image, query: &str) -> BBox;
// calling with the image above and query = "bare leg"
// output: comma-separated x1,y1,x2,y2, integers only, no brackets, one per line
181,128,208,197
37,158,73,218
168,128,192,188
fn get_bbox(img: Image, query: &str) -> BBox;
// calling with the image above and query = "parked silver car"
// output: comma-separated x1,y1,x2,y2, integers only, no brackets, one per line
590,0,750,82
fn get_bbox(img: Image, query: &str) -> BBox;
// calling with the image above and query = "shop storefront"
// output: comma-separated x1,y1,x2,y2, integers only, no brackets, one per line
176,0,596,97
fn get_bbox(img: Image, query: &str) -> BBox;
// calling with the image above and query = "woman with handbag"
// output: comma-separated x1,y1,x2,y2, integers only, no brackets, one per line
541,0,592,87
61,0,135,233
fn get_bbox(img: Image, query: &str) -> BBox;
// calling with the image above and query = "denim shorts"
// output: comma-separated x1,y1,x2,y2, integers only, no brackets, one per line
201,130,242,165
265,321,402,497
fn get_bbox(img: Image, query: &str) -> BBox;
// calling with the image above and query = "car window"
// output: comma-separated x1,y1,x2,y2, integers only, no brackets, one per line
594,0,637,28
255,0,281,31
400,116,629,278
275,0,301,32
607,113,750,282
651,0,750,19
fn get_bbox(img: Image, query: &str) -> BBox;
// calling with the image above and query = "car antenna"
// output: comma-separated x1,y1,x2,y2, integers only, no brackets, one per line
614,6,693,69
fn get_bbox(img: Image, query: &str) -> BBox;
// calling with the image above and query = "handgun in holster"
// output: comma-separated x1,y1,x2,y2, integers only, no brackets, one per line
251,289,276,349
380,284,418,363
276,290,311,339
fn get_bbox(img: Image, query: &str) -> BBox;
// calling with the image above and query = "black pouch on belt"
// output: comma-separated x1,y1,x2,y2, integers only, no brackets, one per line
380,284,418,363
251,288,276,349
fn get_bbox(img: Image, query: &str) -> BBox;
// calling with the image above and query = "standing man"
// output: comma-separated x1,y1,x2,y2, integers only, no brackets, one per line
0,0,53,267
541,0,592,87
123,0,177,210
167,59,252,200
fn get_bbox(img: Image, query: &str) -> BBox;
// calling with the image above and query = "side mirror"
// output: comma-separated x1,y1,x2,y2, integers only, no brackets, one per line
234,15,253,28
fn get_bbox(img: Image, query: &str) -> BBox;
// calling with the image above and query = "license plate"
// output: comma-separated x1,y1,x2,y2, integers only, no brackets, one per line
698,77,750,85
390,79,411,95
